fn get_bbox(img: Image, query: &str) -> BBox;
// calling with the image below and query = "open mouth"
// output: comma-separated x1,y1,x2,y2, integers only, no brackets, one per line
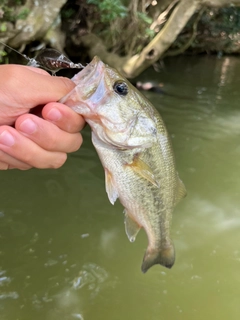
60,56,106,114
71,56,104,88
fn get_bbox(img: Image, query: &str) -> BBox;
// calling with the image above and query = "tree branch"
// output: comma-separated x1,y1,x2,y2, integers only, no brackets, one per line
77,33,127,69
122,0,201,78
7,0,66,48
165,7,205,57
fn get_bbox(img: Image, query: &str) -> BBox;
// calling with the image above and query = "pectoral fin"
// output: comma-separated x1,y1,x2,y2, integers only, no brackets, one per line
124,210,141,242
126,154,159,188
105,168,118,205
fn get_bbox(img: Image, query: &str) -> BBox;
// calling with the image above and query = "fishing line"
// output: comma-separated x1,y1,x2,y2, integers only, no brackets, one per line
0,40,84,75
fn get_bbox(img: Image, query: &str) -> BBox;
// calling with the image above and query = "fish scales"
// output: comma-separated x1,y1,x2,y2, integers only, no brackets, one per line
60,56,186,273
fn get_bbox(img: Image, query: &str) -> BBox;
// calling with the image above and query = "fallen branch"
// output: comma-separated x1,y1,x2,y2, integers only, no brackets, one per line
150,0,179,32
122,0,201,78
76,33,127,69
165,7,205,57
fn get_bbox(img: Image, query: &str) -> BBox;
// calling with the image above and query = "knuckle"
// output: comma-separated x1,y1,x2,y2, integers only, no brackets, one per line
45,135,59,150
0,125,13,134
58,77,75,95
50,153,67,169
19,165,32,170
44,133,83,153
22,153,34,165
69,134,83,152
0,161,8,170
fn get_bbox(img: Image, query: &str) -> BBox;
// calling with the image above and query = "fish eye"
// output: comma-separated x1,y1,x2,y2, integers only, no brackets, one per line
113,80,128,96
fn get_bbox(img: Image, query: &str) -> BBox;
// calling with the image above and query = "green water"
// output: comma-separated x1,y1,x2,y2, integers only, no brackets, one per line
1,55,240,320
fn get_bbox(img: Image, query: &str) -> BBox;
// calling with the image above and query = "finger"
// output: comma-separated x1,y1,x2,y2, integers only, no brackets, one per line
42,102,86,133
0,127,67,169
0,65,76,108
0,150,32,170
15,114,83,153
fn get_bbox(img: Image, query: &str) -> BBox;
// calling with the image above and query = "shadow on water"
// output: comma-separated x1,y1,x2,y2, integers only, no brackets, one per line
1,55,240,319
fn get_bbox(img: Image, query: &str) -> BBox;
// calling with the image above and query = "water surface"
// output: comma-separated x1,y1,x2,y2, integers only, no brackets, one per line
1,55,240,320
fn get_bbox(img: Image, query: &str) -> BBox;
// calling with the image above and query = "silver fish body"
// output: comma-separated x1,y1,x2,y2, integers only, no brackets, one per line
60,57,186,273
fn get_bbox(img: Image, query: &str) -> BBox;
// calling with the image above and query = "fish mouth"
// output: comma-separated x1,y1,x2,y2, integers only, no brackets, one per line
60,56,107,116
71,56,104,89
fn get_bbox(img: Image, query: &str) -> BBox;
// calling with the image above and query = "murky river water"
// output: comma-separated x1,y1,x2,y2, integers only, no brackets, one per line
1,55,240,320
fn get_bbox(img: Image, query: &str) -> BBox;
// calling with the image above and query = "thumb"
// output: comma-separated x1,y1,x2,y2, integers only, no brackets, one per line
23,66,76,105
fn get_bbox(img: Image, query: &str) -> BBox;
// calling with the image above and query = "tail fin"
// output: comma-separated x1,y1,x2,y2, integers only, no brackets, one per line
141,244,175,273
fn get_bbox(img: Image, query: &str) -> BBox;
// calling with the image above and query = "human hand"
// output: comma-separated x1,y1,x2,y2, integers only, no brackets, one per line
0,65,85,170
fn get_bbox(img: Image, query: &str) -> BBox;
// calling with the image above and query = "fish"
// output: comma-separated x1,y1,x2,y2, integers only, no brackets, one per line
60,56,186,273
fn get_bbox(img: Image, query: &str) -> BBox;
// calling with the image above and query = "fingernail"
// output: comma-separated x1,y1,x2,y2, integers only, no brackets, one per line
0,130,15,147
19,119,37,134
46,108,61,121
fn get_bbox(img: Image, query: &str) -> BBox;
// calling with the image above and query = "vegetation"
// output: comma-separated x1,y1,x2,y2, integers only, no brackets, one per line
0,0,28,62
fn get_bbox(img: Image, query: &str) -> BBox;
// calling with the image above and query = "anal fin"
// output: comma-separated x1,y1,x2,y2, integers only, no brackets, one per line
124,209,141,242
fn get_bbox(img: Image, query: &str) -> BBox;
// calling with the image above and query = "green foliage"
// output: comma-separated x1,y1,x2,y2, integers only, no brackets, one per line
0,0,29,24
199,7,240,35
145,27,155,38
137,12,152,25
137,12,154,41
87,0,128,23
15,7,29,20
173,6,240,54
0,4,15,22
0,22,7,32
83,0,156,56
0,49,8,63
13,0,25,4
61,7,75,19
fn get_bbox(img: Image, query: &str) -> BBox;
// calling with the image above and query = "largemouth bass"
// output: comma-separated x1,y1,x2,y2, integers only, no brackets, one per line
60,57,186,273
